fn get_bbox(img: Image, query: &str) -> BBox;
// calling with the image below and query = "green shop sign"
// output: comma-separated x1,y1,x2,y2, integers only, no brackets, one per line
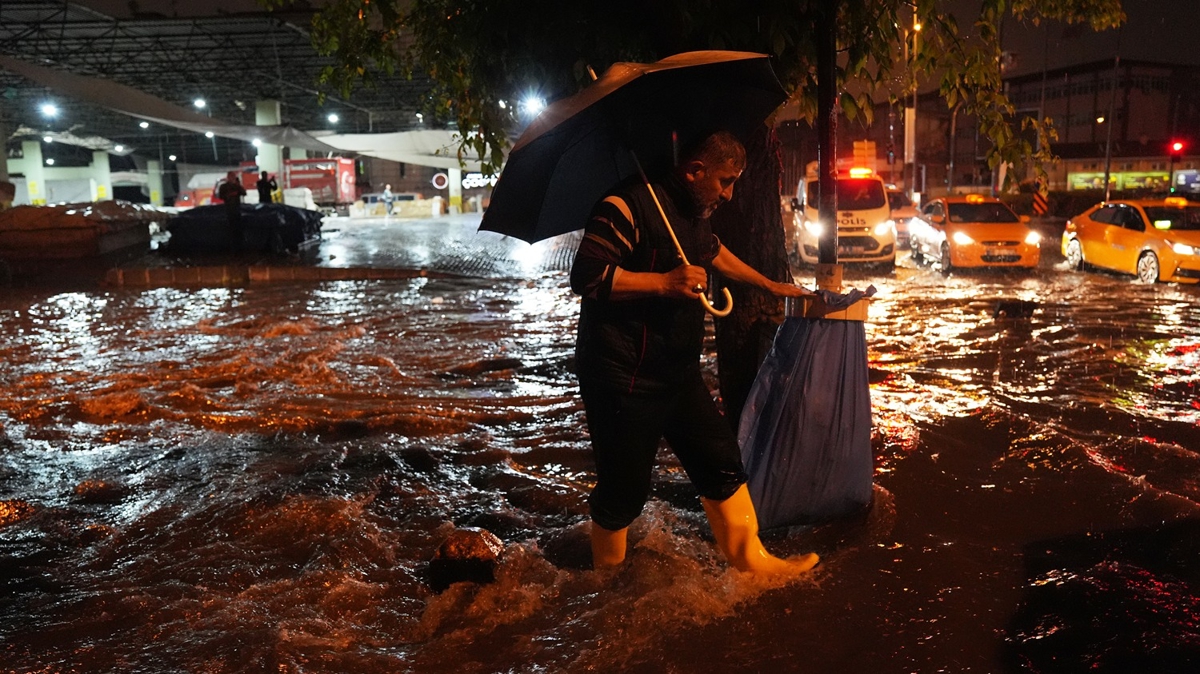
1068,172,1170,191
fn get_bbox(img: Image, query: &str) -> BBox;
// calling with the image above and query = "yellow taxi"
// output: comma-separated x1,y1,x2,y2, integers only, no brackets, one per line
908,194,1041,270
1062,197,1200,284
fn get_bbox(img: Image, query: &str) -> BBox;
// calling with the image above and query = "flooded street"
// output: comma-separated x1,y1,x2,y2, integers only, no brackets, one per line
2,215,1199,672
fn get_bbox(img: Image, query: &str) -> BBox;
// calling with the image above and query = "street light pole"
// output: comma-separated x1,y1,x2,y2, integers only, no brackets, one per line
904,15,922,201
1102,27,1122,202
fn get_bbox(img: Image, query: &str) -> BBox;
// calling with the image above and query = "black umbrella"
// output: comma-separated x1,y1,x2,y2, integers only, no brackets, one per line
481,50,788,244
481,51,787,316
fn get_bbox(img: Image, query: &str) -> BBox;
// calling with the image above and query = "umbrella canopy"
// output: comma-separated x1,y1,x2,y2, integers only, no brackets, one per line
480,51,788,243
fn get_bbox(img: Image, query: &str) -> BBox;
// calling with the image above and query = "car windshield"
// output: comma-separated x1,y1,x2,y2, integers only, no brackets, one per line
887,191,912,210
807,179,886,210
947,202,1021,223
1143,206,1200,230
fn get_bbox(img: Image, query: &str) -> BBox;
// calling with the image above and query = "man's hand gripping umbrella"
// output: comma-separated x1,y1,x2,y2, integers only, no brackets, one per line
630,151,733,317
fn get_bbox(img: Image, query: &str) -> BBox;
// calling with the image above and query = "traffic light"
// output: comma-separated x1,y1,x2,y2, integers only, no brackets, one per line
1169,140,1185,193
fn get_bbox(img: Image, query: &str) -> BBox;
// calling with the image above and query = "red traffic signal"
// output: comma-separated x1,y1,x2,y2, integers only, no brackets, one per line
1170,140,1185,155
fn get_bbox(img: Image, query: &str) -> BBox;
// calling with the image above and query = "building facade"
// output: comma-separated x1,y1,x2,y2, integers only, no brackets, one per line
778,59,1200,199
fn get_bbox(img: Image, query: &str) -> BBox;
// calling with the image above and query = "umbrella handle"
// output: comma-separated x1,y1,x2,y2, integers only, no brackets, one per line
701,287,734,317
632,152,736,319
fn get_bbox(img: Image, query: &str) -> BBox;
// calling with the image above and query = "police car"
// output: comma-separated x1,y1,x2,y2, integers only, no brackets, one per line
791,168,897,267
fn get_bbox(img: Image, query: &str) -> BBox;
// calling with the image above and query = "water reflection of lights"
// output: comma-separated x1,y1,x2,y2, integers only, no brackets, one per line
1127,337,1200,424
1150,301,1190,327
510,241,552,276
27,293,110,366
322,242,351,265
409,244,433,267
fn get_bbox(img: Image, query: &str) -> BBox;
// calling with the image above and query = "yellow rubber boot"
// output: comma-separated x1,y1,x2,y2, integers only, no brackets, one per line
701,484,819,575
590,523,628,569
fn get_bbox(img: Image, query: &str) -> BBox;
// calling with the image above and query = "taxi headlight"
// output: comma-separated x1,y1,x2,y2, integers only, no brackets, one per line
1171,241,1197,256
803,219,824,237
952,231,974,245
874,219,896,236
1025,230,1042,246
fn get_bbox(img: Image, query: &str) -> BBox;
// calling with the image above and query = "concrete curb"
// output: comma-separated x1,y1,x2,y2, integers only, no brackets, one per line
104,266,453,288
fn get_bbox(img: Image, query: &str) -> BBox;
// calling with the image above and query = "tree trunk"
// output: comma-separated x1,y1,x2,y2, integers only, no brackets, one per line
710,124,791,430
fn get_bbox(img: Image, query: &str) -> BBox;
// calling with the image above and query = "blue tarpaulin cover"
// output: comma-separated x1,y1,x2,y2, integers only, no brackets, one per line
165,204,323,254
738,286,876,530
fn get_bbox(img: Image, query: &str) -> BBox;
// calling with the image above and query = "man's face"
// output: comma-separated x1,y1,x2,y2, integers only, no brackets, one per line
685,158,742,218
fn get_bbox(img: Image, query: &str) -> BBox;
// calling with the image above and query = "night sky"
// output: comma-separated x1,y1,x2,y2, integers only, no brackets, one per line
72,0,1193,75
987,0,1196,76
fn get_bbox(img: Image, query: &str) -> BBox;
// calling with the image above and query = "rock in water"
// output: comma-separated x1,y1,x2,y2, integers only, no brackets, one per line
71,480,129,504
443,357,524,377
538,523,592,570
427,527,504,592
994,300,1038,319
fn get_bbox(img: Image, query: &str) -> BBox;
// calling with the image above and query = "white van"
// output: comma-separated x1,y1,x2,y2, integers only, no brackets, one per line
789,167,897,267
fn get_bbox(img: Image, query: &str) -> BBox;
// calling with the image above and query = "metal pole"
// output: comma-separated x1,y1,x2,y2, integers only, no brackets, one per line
948,104,960,191
904,15,921,200
816,1,838,265
910,24,919,197
1038,27,1048,152
1102,28,1122,202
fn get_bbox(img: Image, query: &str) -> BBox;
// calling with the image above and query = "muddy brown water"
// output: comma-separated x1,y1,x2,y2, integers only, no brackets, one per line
1,216,1198,672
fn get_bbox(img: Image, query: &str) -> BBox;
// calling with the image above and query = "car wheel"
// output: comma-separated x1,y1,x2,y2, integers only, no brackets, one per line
1065,239,1084,271
1136,251,1160,284
940,242,952,274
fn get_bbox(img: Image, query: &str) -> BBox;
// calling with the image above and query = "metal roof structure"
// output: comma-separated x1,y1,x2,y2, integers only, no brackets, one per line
0,1,436,167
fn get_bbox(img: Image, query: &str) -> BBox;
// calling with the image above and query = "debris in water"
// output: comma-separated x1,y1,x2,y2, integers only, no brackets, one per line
994,300,1038,319
428,527,505,592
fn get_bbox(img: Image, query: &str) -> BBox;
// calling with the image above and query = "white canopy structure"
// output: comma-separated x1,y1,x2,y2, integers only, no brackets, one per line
1,53,492,172
312,130,486,171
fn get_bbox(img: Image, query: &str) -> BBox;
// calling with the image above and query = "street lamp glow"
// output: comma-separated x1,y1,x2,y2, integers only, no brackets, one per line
193,98,206,109
40,102,58,117
114,144,124,152
168,154,177,161
252,138,262,147
1096,115,1106,124
913,21,922,31
45,158,55,165
43,135,52,143
327,113,339,123
139,121,150,129
521,96,546,116
205,131,214,138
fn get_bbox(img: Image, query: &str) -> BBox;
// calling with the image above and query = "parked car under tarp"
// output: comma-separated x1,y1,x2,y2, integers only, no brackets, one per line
165,203,323,254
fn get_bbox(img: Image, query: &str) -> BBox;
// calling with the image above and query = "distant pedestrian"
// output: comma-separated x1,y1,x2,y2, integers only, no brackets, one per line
382,184,395,216
256,171,278,204
216,171,247,242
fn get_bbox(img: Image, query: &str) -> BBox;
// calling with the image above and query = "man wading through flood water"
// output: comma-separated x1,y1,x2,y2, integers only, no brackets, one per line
571,130,820,575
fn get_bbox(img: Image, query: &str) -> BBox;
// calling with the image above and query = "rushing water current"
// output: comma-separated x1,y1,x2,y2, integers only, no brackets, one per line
1,220,1199,673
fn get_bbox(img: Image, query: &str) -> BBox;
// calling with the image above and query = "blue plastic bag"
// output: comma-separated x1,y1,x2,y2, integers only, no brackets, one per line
737,288,875,529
